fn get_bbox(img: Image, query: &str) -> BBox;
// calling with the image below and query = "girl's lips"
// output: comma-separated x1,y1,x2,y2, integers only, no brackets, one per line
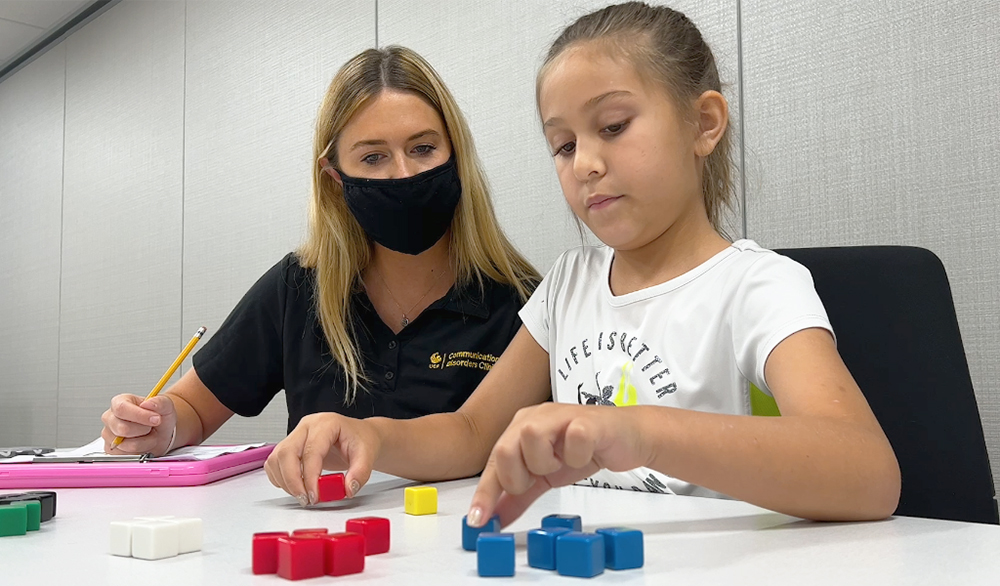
588,195,623,210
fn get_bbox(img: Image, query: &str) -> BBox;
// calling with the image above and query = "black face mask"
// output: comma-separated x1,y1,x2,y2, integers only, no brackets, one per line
338,156,462,256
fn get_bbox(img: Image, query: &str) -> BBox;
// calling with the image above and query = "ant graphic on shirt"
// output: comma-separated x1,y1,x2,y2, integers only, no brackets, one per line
578,371,615,406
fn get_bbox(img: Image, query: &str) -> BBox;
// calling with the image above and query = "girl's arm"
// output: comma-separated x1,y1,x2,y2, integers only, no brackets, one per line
469,327,900,525
264,326,552,506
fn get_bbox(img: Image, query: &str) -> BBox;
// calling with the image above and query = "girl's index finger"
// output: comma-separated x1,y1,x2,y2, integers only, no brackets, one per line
467,458,505,528
469,461,554,529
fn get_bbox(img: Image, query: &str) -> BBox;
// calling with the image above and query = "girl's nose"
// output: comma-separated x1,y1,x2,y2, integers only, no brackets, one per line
572,140,606,182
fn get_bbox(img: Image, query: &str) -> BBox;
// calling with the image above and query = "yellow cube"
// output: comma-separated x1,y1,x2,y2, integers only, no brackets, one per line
404,486,438,516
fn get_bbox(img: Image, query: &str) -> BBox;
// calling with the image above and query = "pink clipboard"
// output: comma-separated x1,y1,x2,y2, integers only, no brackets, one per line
0,444,274,489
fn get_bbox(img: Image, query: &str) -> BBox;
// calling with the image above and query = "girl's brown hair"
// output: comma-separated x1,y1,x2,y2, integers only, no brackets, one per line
539,2,735,237
299,46,539,402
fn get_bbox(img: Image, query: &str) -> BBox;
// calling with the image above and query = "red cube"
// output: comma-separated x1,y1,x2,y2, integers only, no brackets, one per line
318,473,347,502
251,532,288,575
277,535,326,581
346,516,390,555
324,532,365,576
292,528,329,536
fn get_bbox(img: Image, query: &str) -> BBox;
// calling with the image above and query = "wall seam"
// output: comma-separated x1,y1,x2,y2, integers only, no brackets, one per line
736,0,748,239
56,45,68,446
180,0,187,361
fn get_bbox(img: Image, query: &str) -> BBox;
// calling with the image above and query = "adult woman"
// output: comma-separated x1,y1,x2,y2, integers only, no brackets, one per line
100,46,538,466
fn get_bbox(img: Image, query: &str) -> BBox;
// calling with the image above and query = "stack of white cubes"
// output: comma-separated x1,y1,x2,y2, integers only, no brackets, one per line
110,516,203,560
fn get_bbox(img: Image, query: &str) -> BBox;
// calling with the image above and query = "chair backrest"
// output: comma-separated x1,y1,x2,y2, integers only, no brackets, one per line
776,246,998,524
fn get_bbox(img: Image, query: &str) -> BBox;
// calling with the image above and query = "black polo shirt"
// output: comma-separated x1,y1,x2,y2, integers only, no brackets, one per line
192,253,525,432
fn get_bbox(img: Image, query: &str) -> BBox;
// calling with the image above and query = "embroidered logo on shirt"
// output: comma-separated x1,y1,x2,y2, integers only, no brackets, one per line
428,351,499,371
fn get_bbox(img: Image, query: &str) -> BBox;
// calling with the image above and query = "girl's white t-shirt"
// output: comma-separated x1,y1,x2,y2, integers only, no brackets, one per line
518,239,833,497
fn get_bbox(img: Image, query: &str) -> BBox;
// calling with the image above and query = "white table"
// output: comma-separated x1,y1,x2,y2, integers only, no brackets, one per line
3,469,999,585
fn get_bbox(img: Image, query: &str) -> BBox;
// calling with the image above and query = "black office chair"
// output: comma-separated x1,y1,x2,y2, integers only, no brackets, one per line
776,246,998,524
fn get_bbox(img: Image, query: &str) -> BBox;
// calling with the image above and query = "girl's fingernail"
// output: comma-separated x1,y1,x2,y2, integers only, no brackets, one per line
467,507,482,527
297,494,309,507
349,480,360,497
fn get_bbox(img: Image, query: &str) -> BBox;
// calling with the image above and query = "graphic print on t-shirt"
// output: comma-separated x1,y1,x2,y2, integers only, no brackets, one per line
557,328,677,407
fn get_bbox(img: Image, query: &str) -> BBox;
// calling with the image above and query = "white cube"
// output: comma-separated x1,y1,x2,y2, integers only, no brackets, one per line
109,521,135,557
130,520,180,560
171,517,203,554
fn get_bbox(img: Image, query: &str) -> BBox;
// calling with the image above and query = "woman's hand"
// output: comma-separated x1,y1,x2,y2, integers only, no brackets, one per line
101,394,178,456
264,412,383,506
466,403,651,528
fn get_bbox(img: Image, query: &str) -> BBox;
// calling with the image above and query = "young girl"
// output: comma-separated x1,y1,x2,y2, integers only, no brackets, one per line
265,2,901,522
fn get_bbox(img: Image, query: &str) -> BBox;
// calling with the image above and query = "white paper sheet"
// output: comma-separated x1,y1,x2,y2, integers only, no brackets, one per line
0,438,267,463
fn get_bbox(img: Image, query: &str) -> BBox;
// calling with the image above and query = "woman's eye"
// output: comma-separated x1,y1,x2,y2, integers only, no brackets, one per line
555,141,576,157
361,153,382,165
413,144,436,155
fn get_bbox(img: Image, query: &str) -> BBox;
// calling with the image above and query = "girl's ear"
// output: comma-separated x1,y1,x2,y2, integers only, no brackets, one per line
693,90,728,157
319,158,343,185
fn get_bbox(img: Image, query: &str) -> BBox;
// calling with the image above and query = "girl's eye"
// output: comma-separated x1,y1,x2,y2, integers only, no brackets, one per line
361,153,383,166
555,141,576,157
602,120,629,135
413,144,436,156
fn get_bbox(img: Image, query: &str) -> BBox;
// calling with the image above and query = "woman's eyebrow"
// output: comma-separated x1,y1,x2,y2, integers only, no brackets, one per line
350,129,440,152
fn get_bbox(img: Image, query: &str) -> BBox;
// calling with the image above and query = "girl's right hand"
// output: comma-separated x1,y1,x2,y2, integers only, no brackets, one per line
264,412,382,507
101,394,177,456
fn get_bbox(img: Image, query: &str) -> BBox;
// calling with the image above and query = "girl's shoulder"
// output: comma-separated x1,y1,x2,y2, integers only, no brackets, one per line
724,240,816,285
548,245,612,276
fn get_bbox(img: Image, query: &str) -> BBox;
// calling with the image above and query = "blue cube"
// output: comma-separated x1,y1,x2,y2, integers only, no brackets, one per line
477,533,515,577
541,513,582,532
555,531,605,578
596,527,644,570
462,514,501,551
527,527,571,570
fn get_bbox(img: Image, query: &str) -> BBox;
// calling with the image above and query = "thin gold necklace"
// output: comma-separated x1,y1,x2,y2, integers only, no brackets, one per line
371,265,448,328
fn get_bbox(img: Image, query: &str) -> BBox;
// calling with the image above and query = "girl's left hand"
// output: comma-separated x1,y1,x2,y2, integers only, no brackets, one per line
466,402,652,528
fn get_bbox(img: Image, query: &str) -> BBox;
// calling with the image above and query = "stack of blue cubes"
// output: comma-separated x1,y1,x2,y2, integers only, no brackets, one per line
466,512,644,578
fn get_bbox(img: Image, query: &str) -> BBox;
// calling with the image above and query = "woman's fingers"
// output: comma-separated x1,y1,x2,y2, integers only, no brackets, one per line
101,425,157,454
266,414,380,505
112,394,162,426
341,431,376,498
266,426,310,505
300,425,334,505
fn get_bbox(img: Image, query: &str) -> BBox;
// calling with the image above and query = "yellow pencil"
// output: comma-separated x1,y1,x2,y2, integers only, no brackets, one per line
111,326,207,449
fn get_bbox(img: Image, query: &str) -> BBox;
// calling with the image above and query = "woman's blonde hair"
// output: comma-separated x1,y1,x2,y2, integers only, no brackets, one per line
538,2,736,239
298,46,539,403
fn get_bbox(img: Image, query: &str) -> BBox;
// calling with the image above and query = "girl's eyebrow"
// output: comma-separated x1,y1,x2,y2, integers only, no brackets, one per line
584,89,633,108
349,129,440,151
543,90,634,128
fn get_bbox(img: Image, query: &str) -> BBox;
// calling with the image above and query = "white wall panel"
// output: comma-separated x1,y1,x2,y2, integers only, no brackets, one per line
0,46,65,446
58,0,185,446
743,0,1000,494
378,0,742,273
183,0,376,444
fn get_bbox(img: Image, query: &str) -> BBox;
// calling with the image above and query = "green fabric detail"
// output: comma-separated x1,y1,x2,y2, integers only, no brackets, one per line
750,382,781,416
